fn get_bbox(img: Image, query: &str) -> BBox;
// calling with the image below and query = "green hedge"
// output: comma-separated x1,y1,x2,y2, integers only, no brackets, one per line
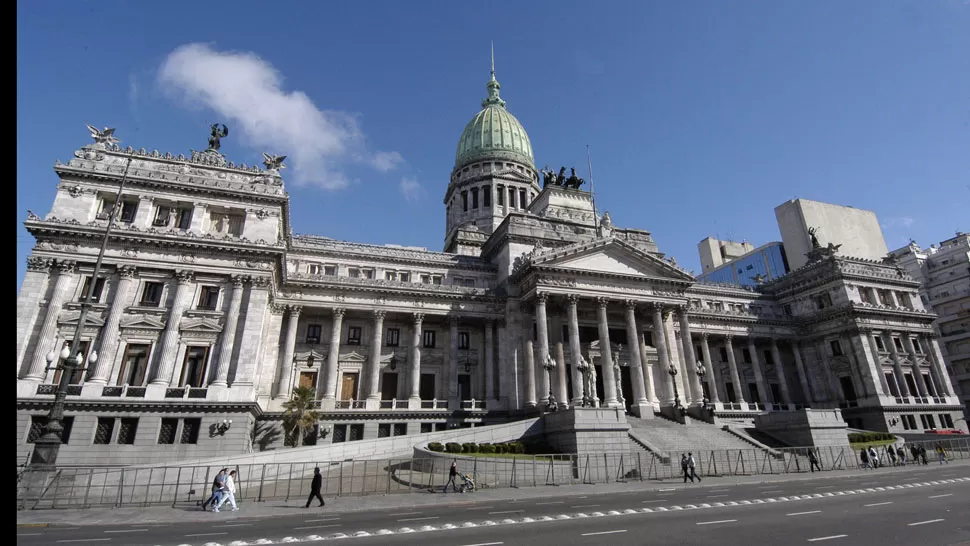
462,442,478,453
849,432,896,444
427,440,556,455
427,442,444,452
445,442,463,453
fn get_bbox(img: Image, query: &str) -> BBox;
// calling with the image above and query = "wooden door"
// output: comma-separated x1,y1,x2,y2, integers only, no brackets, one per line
381,373,399,400
299,371,318,389
341,372,359,400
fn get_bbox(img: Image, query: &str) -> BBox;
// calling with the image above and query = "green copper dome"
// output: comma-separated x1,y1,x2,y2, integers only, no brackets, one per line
454,69,534,170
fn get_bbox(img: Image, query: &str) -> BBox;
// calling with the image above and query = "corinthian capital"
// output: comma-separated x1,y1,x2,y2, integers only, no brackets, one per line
412,312,424,325
596,296,610,309
117,265,138,279
535,292,549,305
230,274,246,287
624,299,637,311
288,304,303,316
55,259,77,274
373,309,387,321
174,269,195,284
566,293,580,307
26,256,52,272
332,307,345,319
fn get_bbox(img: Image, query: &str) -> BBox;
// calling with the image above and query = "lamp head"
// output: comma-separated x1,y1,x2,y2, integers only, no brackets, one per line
59,346,71,360
89,350,98,364
46,351,57,364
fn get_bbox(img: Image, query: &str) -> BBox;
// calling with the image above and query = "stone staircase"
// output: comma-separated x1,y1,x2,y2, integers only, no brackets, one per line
626,415,770,455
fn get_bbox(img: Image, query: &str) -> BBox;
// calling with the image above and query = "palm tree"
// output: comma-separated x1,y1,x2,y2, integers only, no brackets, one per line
282,386,320,447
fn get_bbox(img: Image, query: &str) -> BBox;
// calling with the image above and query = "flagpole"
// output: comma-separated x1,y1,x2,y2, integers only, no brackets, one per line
586,145,598,230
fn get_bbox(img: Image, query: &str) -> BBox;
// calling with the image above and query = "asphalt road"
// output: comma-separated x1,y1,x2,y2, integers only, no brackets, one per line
17,465,969,546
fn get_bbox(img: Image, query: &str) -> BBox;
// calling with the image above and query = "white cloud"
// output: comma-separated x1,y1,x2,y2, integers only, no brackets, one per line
881,216,915,229
399,176,422,202
157,43,403,190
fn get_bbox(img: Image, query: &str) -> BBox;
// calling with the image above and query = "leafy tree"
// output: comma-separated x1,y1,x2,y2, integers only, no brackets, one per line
282,386,319,447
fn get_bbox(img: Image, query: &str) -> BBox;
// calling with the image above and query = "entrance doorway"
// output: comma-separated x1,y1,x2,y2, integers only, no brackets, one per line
381,372,399,400
419,373,435,400
619,366,633,410
839,376,857,401
457,374,471,400
340,372,359,400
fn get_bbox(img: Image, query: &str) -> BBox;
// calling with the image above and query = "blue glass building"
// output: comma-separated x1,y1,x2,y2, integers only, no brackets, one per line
697,242,790,287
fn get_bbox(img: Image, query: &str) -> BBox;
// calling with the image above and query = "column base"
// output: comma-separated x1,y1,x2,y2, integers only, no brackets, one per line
79,383,104,398
206,384,232,401
407,397,422,410
320,397,337,411
630,403,654,419
602,400,623,409
144,383,169,400
364,398,381,410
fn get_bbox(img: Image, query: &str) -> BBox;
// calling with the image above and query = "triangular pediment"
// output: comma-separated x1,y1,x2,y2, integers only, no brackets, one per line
494,168,533,182
119,315,166,330
58,312,106,328
532,238,694,282
179,318,223,333
295,350,326,362
339,351,367,362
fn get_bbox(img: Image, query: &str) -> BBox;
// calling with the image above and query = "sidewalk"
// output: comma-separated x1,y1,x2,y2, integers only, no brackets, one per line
17,458,969,527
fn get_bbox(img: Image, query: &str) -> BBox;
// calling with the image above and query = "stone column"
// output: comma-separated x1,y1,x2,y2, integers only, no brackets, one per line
18,257,54,375
816,340,845,403
651,304,674,405
566,295,584,405
842,333,870,399
276,305,302,399
448,315,459,407
883,332,911,397
408,313,423,407
863,330,892,395
679,309,703,406
211,275,246,386
790,341,815,404
88,266,137,385
535,293,552,405
699,333,720,403
484,319,495,400
322,308,345,401
555,341,568,408
624,301,648,410
747,338,769,406
901,335,929,398
366,310,386,406
724,335,746,404
24,260,77,381
150,270,194,386
596,298,619,407
769,338,792,405
925,334,954,396
640,333,658,405
524,339,537,407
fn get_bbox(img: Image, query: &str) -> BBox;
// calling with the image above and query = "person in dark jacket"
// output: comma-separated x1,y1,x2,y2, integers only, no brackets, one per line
808,449,822,472
443,460,460,493
305,467,325,508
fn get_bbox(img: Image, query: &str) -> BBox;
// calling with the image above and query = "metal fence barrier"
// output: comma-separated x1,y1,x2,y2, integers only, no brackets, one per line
16,437,969,511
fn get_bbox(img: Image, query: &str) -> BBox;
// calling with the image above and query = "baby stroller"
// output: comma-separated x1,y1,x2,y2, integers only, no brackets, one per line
459,473,476,493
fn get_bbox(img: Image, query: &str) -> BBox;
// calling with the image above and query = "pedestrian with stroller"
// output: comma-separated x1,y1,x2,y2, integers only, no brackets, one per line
808,449,822,472
305,467,325,508
443,460,460,493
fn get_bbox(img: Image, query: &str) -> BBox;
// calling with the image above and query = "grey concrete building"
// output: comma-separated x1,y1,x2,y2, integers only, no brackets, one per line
16,68,966,466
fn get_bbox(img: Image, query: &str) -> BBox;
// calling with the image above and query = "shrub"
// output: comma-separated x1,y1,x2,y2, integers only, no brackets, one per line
427,442,444,452
849,432,896,444
494,443,507,454
445,442,463,453
507,441,525,454
478,443,495,454
462,442,478,454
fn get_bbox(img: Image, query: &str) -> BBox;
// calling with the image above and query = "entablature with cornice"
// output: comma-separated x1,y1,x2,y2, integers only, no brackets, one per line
272,288,505,321
282,273,499,301
289,235,495,272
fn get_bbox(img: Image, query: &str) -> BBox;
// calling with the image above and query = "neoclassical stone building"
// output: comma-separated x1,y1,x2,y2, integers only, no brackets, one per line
16,68,965,465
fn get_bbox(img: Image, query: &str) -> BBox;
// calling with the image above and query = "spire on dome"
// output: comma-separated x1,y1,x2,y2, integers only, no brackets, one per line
483,41,506,108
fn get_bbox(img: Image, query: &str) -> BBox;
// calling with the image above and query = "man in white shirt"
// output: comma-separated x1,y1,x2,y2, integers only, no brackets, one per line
216,470,239,511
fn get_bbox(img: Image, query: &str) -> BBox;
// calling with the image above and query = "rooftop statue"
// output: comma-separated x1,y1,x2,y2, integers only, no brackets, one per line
564,167,585,189
541,165,557,187
808,226,821,249
262,153,287,172
86,125,120,147
208,123,229,151
557,166,567,185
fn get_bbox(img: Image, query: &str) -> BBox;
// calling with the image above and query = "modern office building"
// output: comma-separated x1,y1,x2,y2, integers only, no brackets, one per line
696,242,789,287
16,64,964,466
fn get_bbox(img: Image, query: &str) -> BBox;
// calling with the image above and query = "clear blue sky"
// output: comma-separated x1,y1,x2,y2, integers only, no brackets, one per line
16,0,970,289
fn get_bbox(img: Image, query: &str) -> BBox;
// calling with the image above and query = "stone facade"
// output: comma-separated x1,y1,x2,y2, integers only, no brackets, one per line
16,74,967,466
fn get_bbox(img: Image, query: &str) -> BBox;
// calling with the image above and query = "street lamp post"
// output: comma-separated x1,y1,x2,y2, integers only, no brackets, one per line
542,353,557,409
667,363,681,409
696,362,711,414
576,355,590,407
30,147,133,468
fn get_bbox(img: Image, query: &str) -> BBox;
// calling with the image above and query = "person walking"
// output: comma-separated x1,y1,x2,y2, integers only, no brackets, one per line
936,443,949,464
305,467,325,508
681,454,694,483
868,446,879,468
860,447,870,469
910,444,919,465
687,452,701,482
808,448,822,472
216,470,239,512
885,445,897,466
443,460,460,493
896,445,907,466
919,444,929,465
201,469,227,511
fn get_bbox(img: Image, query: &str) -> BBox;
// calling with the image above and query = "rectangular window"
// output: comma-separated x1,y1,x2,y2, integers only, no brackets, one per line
423,330,436,348
896,292,911,308
176,208,193,230
483,186,491,207
420,274,431,284
378,423,391,438
385,271,396,281
830,340,844,357
399,272,410,282
940,414,954,429
324,265,336,276
80,276,106,303
509,187,516,208
432,276,442,285
94,417,115,444
27,416,74,444
331,424,347,443
347,327,362,345
180,418,201,444
306,324,322,344
140,281,164,306
386,328,400,347
497,186,504,206
308,264,322,275
912,339,923,354
471,188,479,209
719,347,728,362
462,191,468,212
198,286,220,310
179,346,210,388
902,414,913,430
97,196,116,220
458,332,470,350
53,340,88,385
420,423,433,434
118,343,151,386
875,336,885,351
362,269,374,279
349,424,364,441
763,349,774,365
859,288,873,304
742,348,752,363
153,205,172,227
519,189,527,208
393,423,407,436
893,338,904,352
348,268,360,278
158,418,178,444
119,200,138,223
117,418,138,444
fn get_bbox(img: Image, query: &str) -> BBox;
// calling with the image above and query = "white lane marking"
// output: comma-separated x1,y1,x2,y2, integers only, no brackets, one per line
659,488,676,491
815,486,835,489
56,541,110,544
864,502,892,507
18,534,42,537
761,489,783,493
808,535,847,542
294,524,342,530
908,519,944,526
572,504,601,508
697,519,737,525
306,517,341,522
104,529,148,533
928,494,953,499
710,488,730,492
706,495,728,498
465,506,495,510
220,523,252,527
184,532,229,537
535,501,564,505
459,543,504,546
388,512,422,516
581,530,627,536
397,516,439,522
488,510,524,515
641,500,663,504
787,511,821,516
